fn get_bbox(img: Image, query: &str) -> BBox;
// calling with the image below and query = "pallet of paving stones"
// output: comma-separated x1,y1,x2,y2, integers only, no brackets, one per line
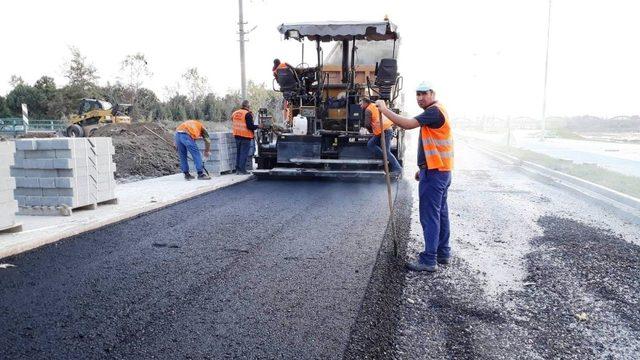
186,132,241,175
0,141,21,232
10,138,118,216
88,137,118,204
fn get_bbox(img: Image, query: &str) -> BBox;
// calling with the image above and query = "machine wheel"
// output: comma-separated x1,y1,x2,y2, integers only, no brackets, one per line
66,124,84,137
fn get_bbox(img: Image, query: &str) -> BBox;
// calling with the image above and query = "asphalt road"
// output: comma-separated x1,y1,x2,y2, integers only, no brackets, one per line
0,179,397,359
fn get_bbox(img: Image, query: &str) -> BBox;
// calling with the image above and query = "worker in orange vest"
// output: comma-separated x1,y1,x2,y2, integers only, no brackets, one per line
360,97,402,174
376,82,454,272
175,120,211,180
272,58,292,79
231,100,260,175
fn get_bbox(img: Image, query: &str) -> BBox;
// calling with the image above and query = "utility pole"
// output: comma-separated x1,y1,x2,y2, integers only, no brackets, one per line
541,0,552,140
238,0,247,100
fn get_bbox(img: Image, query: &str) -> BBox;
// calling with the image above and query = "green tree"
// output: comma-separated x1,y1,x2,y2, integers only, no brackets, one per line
0,96,11,117
64,46,99,90
247,81,281,118
182,67,209,118
202,93,223,121
120,53,152,111
6,84,43,118
167,94,190,121
9,75,24,88
220,92,242,120
34,76,57,118
99,82,127,105
50,84,93,119
134,88,160,121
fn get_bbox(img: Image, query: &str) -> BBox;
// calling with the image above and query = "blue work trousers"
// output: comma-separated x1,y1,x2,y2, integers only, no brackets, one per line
175,132,203,174
235,136,252,172
418,168,452,266
367,129,403,172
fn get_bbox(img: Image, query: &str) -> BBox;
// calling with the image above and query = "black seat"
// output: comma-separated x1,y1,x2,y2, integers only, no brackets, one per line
375,58,398,87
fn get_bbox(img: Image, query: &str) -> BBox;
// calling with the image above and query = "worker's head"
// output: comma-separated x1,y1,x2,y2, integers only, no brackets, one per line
273,58,281,71
241,100,251,110
359,97,372,110
416,82,436,109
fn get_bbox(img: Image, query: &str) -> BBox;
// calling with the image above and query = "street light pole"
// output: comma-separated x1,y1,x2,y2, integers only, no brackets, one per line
238,0,247,100
541,0,552,140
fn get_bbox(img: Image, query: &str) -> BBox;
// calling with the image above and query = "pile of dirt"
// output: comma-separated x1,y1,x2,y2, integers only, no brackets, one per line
16,132,58,139
92,123,179,180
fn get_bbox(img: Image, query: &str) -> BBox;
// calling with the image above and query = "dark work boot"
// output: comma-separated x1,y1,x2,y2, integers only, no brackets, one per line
184,172,195,181
197,172,211,180
405,261,437,272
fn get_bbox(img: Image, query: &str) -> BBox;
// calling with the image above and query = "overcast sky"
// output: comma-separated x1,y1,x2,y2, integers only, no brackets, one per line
2,0,639,119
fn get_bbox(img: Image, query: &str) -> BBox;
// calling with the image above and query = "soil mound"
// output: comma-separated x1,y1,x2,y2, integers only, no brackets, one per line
92,123,179,180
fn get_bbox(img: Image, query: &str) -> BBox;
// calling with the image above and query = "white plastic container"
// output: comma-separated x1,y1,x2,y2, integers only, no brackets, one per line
292,115,307,135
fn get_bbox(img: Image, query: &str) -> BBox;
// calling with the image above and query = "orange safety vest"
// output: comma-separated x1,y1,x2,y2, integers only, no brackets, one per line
368,103,393,136
176,120,205,140
420,102,454,171
273,62,289,75
231,109,254,139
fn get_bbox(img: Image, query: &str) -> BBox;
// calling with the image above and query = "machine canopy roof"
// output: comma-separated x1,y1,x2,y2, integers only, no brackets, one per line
277,21,398,42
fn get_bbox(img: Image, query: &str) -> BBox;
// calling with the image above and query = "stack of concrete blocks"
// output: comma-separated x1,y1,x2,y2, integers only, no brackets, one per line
11,138,98,214
89,138,117,203
187,132,240,175
0,141,20,232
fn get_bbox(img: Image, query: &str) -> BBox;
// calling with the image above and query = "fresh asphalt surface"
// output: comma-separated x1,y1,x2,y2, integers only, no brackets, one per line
0,179,394,359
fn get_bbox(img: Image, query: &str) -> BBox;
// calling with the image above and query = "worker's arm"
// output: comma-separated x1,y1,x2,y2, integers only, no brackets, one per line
375,100,420,130
201,128,211,158
364,108,373,132
245,112,259,131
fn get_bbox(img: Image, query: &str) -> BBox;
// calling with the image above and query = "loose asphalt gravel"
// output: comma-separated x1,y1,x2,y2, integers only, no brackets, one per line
391,141,640,360
0,178,402,359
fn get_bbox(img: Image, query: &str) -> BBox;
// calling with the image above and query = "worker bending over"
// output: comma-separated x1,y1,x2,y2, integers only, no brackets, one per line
232,100,260,175
360,97,402,174
376,82,453,272
175,120,211,180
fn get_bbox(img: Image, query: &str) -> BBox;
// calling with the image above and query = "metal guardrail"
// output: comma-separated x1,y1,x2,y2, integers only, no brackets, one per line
30,119,67,131
0,118,67,135
470,143,640,225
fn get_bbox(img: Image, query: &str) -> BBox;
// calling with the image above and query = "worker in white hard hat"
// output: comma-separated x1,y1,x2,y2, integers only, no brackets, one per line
376,82,454,272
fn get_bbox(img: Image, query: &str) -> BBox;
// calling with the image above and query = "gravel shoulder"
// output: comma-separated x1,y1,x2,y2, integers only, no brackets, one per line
388,142,640,359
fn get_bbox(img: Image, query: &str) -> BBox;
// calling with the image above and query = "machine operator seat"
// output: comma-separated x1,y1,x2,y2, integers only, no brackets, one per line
275,66,301,100
374,58,398,100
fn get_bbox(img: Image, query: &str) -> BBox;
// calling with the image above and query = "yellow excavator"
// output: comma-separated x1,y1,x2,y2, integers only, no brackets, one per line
66,98,132,137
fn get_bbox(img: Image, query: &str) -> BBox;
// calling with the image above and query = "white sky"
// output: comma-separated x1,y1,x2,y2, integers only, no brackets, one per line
1,0,639,119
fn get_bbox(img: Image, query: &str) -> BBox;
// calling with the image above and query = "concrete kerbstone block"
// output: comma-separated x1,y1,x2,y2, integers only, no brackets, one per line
14,188,43,197
38,178,57,188
52,159,73,169
15,140,36,150
24,150,57,159
35,138,86,150
15,177,40,188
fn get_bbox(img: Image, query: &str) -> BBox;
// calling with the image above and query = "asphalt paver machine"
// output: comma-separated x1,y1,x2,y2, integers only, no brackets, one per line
253,19,404,179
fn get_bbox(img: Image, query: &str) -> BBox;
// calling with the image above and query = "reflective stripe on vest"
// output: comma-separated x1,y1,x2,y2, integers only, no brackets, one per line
367,103,392,136
420,102,454,171
176,120,204,140
232,109,254,139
